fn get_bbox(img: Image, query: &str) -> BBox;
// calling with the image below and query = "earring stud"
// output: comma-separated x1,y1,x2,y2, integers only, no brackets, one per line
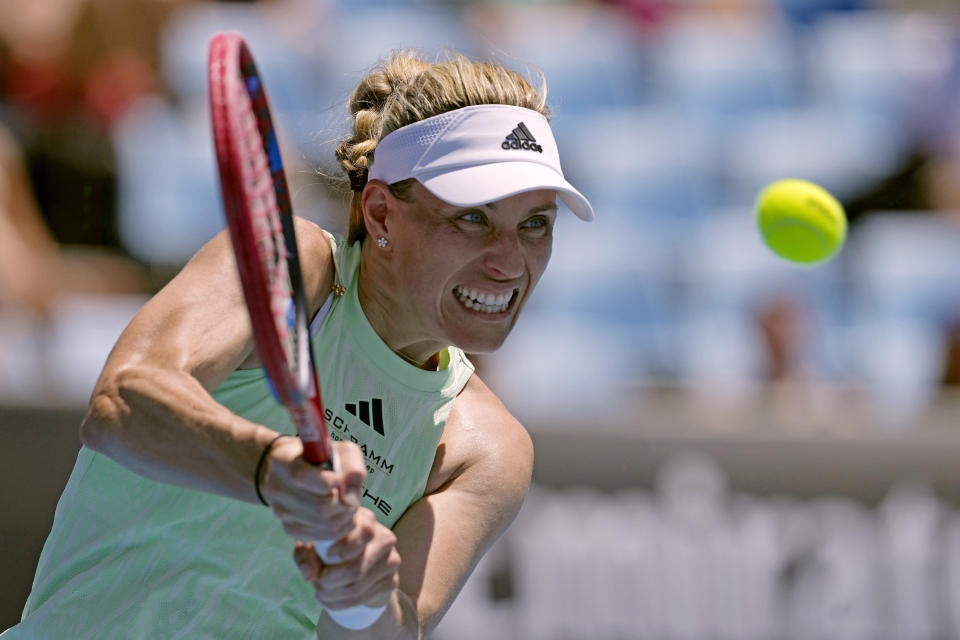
376,236,389,248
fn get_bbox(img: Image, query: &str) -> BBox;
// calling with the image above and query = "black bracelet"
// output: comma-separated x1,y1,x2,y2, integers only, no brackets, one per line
255,434,292,506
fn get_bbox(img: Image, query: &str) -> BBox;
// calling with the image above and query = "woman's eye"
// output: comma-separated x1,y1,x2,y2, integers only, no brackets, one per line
522,216,550,231
460,211,486,224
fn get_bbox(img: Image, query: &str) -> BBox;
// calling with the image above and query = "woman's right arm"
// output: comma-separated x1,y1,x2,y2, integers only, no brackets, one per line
79,222,347,516
80,227,269,499
81,223,403,616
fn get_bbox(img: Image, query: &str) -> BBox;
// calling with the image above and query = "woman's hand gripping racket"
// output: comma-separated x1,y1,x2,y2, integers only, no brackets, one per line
208,31,386,630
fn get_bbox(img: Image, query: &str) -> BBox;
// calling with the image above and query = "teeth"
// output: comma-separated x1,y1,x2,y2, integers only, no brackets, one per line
454,286,514,314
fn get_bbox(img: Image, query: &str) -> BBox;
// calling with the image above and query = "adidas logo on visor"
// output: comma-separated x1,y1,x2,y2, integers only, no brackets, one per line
502,122,543,153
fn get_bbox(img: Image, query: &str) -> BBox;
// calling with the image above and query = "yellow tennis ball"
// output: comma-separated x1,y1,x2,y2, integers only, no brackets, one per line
756,178,847,265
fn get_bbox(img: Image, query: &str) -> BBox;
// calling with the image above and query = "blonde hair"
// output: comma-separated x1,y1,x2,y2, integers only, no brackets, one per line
335,51,549,244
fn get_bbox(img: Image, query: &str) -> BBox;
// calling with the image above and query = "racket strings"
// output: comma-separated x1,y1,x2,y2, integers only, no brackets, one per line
231,75,300,374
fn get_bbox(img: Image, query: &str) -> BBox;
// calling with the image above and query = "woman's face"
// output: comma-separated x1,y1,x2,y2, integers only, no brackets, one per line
370,182,557,360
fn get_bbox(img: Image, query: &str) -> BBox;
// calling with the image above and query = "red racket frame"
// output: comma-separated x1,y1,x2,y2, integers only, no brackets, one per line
209,31,332,468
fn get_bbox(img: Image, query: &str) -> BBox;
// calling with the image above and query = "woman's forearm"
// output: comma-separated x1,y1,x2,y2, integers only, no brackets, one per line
80,363,276,503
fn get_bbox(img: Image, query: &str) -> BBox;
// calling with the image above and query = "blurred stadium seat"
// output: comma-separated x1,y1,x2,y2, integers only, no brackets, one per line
161,1,337,166
324,3,478,67
112,97,223,267
651,11,799,131
555,106,715,224
675,208,849,387
483,204,677,417
160,2,323,111
469,4,651,113
850,213,960,322
855,319,945,426
482,311,648,426
721,106,904,206
321,2,479,109
0,294,147,406
804,10,950,131
848,214,960,423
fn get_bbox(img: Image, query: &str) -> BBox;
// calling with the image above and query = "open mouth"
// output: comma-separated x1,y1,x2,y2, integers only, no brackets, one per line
453,286,518,314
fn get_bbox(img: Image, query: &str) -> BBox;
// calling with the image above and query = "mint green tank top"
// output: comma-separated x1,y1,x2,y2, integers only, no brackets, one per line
6,233,474,639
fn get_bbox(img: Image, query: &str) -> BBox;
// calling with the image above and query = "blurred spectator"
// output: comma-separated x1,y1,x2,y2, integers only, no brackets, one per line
750,293,871,432
0,121,149,316
751,295,827,428
756,294,807,383
0,123,58,315
940,318,960,388
842,22,960,223
0,0,194,292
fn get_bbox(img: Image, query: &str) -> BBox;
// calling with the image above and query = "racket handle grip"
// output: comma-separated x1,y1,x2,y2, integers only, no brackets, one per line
313,539,388,630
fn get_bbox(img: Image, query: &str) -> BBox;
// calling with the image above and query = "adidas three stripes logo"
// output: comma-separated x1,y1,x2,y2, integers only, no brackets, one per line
345,398,385,436
502,122,543,153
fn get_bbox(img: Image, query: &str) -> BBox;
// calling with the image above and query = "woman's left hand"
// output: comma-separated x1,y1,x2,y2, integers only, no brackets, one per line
293,507,402,613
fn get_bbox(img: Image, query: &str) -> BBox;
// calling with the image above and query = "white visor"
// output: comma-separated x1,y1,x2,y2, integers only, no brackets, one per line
368,104,594,221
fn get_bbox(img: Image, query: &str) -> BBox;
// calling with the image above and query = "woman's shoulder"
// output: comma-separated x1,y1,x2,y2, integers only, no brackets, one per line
294,216,336,251
293,217,338,313
423,374,534,497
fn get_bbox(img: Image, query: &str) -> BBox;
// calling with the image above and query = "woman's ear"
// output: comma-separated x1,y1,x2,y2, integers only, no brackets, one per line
360,180,392,241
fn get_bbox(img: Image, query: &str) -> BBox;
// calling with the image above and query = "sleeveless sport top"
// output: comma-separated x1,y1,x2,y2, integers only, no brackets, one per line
6,232,474,639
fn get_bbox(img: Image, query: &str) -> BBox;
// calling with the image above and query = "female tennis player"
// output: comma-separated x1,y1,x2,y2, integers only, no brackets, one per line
4,52,593,638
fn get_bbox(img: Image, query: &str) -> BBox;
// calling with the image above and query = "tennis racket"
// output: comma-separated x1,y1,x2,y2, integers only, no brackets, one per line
208,31,385,630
